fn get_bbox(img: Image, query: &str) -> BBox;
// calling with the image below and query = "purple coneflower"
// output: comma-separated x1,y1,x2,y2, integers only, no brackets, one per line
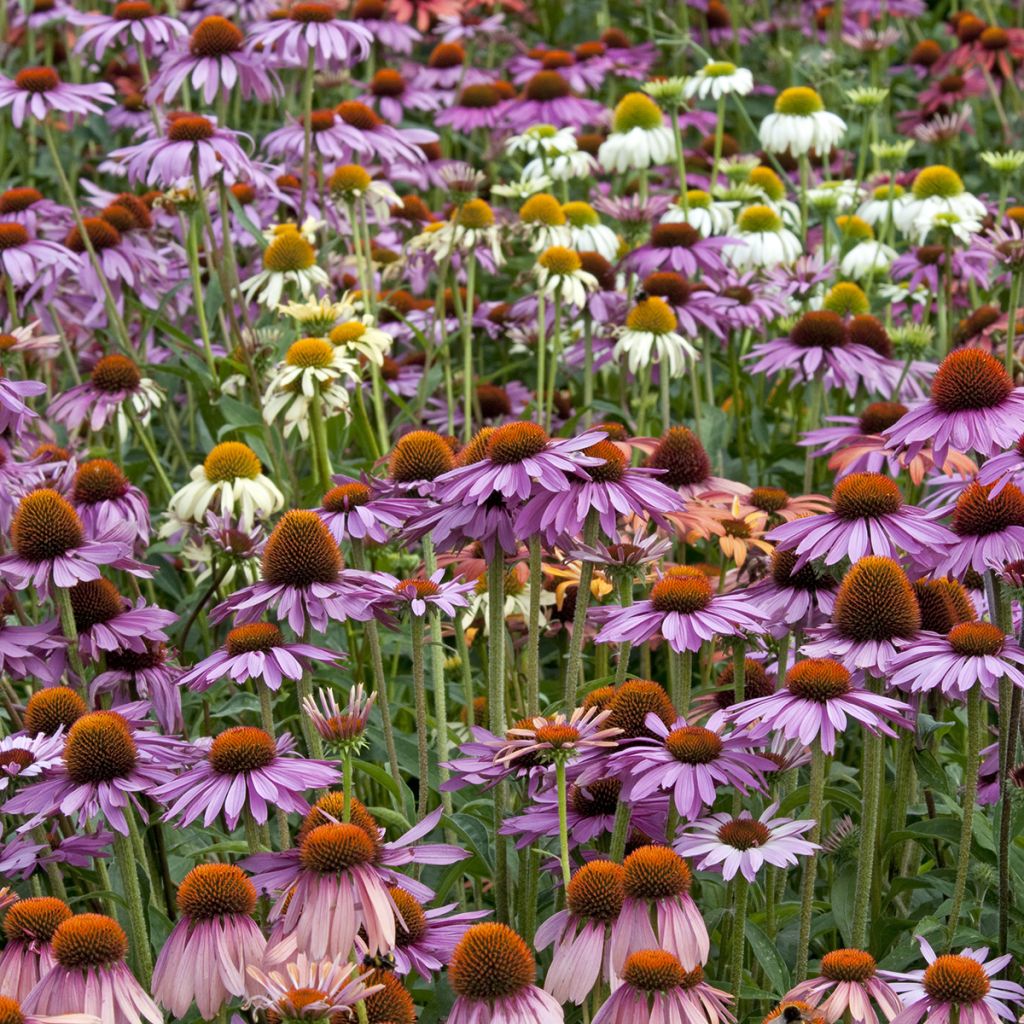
785,949,903,1024
0,489,143,594
210,510,371,633
0,373,44,439
247,2,372,67
22,913,162,1024
768,473,955,569
930,481,1024,577
350,0,420,51
594,951,734,1024
0,223,74,288
152,864,266,1019
615,713,775,820
0,67,113,127
0,896,71,1001
515,439,681,545
67,578,175,660
536,860,624,1004
674,803,819,882
880,937,1024,1024
331,100,435,164
152,727,339,830
70,460,150,547
48,354,162,436
302,684,376,748
109,114,253,189
595,566,766,655
181,621,343,692
501,71,606,130
888,622,1024,700
447,923,563,1024
978,434,1024,496
727,658,913,754
3,710,177,834
359,67,443,122
0,731,64,793
0,620,69,683
612,845,709,971
313,476,419,543
640,426,747,502
245,955,382,1022
147,16,280,104
366,568,476,619
884,349,1024,464
70,0,186,58
497,706,621,766
802,556,922,674
746,548,837,636
626,222,734,278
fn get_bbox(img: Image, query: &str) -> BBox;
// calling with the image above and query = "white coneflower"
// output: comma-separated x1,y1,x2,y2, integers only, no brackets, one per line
491,176,554,199
746,165,801,228
598,92,675,172
240,225,329,308
836,215,896,278
518,193,572,251
683,60,754,101
614,297,699,376
505,123,578,159
328,318,393,366
533,246,598,307
262,337,357,439
662,190,735,236
856,182,910,226
412,199,504,264
758,86,846,156
561,201,619,259
167,442,284,530
729,204,802,268
894,165,986,242
327,164,400,221
807,180,861,216
278,295,353,337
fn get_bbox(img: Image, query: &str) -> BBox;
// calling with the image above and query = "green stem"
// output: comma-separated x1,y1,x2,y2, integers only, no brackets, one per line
114,809,153,986
526,536,543,716
795,743,825,981
556,758,572,887
945,686,983,949
461,254,477,445
299,48,316,215
54,586,88,693
422,539,454,818
410,613,430,818
851,678,883,949
729,873,749,1007
486,557,509,922
609,801,632,862
563,511,601,707
1005,272,1020,379
308,389,333,497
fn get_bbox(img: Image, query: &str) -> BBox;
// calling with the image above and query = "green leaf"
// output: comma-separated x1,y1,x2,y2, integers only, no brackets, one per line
745,918,790,996
831,861,857,945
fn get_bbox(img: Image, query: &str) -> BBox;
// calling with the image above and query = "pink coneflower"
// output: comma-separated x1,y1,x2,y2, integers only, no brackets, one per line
435,421,604,504
302,684,376,748
637,427,747,502
594,951,734,1024
89,644,184,734
0,619,65,682
70,1,187,58
727,658,913,754
500,71,606,131
0,896,72,1001
374,885,487,979
674,803,819,882
888,622,1024,700
594,566,766,655
314,477,420,543
767,473,955,570
784,949,903,1024
152,864,266,1019
0,731,65,793
801,556,922,674
209,510,372,633
442,723,552,792
0,489,144,594
515,439,681,545
890,243,990,294
70,459,150,547
262,110,350,162
0,373,44,440
152,727,339,830
365,568,476,619
180,621,344,692
330,100,436,164
23,913,162,1024
930,481,1024,577
350,0,420,51
48,354,162,436
884,349,1024,464
612,845,710,972
0,67,113,127
246,955,382,1021
435,82,510,131
0,223,74,288
247,3,372,68
536,860,624,1004
880,936,1024,1024
109,114,253,188
67,578,175,660
625,222,734,278
147,16,281,104
977,434,1024,496
3,710,177,835
360,67,443,122
446,923,563,1024
615,714,775,820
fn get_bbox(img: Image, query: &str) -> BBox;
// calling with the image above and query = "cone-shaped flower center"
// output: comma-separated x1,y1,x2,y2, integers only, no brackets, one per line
91,354,142,393
832,473,903,519
370,68,405,95
388,430,454,482
666,725,724,763
449,923,535,1000
2,896,71,943
821,949,877,982
627,296,677,334
263,230,316,273
290,1,334,20
209,726,277,774
646,427,711,487
566,860,625,921
571,777,621,816
322,483,371,511
931,349,1013,412
717,817,771,849
581,440,625,484
167,114,215,143
538,245,581,275
12,488,85,561
823,282,869,317
922,955,990,1003
912,165,965,199
622,949,687,992
749,486,789,513
204,441,262,483
14,67,59,93
114,1,155,18
607,680,677,738
177,863,256,920
64,711,137,784
0,187,43,212
299,822,377,873
833,556,921,642
190,15,243,56
786,658,852,702
914,578,976,633
858,401,907,435
613,92,663,132
525,70,570,100
52,914,128,970
389,886,427,946
65,218,120,252
69,578,124,630
790,311,847,349
459,83,500,108
623,845,692,899
650,568,714,614
0,224,29,250
260,510,341,587
947,621,1005,657
24,687,86,736
329,164,371,195
456,199,494,230
774,86,824,115
486,421,549,464
952,482,1024,537
286,337,334,368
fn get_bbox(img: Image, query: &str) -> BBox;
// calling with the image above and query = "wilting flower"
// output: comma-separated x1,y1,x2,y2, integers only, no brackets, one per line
152,864,266,1019
880,936,1024,1024
22,913,162,1024
594,951,733,1024
446,923,563,1024
245,955,382,1021
674,803,819,881
727,659,913,754
156,723,340,828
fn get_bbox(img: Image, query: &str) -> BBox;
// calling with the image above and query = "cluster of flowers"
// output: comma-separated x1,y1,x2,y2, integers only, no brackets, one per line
1,0,1024,1021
